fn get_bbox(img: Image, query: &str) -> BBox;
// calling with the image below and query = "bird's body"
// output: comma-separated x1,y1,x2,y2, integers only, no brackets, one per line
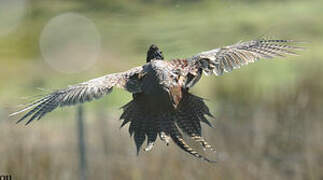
11,39,304,163
120,58,216,162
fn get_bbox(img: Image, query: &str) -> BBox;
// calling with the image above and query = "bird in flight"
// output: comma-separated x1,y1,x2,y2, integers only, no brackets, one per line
11,39,303,163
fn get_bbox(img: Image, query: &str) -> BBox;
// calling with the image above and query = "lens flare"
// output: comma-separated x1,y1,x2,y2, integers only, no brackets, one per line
39,13,101,73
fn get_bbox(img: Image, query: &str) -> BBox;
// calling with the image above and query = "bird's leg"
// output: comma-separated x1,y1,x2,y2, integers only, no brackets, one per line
160,132,170,146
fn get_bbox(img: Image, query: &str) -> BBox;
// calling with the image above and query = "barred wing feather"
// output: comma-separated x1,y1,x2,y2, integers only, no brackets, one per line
192,39,304,76
10,66,144,125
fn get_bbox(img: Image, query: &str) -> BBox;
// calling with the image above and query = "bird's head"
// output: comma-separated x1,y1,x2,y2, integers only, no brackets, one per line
146,44,164,63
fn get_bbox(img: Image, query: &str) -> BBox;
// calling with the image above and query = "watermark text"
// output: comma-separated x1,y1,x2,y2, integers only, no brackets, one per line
0,175,12,180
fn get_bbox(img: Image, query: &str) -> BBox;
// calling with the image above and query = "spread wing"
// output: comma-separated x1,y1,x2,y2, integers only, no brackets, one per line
190,39,304,78
11,66,144,125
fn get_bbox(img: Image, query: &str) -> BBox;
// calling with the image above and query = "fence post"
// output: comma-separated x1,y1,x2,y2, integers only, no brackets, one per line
77,105,88,180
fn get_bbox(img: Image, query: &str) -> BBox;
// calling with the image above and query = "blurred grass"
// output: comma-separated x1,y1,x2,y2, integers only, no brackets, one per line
0,0,322,179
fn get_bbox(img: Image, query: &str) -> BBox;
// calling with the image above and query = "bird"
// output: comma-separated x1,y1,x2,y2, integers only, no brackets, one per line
11,39,304,163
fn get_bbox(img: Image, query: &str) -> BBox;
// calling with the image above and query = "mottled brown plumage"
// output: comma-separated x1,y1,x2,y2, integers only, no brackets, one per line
11,39,304,163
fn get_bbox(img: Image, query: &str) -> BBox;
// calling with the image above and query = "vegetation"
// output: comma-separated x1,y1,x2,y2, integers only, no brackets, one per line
0,0,322,179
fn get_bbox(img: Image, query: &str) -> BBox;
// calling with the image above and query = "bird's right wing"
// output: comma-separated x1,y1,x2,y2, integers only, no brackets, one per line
10,66,144,125
191,39,304,76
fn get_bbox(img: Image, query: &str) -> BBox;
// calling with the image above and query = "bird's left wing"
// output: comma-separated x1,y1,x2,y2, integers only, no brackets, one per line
11,66,144,125
189,39,304,78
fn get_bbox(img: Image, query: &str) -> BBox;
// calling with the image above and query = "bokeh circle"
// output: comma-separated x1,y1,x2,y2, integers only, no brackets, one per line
39,13,101,73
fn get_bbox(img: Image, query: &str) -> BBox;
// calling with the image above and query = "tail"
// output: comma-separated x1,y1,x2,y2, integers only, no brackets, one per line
170,125,216,163
120,91,216,163
176,92,216,152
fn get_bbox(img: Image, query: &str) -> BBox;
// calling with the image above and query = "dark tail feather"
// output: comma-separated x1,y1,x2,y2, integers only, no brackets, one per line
176,92,216,151
120,93,172,154
120,92,216,161
121,97,147,154
185,93,214,127
144,114,158,151
120,100,135,128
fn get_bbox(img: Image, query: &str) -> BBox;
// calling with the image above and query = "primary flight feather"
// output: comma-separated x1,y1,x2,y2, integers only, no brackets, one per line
11,39,303,163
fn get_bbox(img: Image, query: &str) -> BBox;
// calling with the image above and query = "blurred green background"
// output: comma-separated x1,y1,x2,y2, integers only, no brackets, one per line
0,0,322,179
